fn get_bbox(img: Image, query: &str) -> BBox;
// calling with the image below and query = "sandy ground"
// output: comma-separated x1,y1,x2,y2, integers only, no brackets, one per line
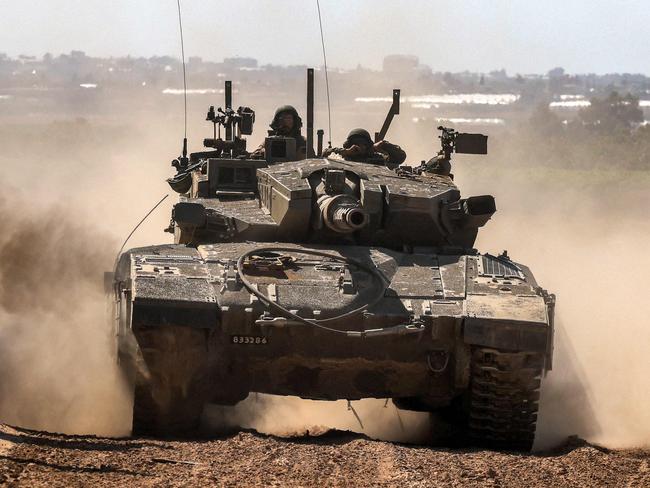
1,424,648,487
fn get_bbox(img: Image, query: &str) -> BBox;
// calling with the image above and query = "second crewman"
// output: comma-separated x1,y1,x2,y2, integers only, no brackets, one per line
323,128,406,169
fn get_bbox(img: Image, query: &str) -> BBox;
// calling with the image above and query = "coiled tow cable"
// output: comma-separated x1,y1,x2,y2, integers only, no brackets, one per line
236,246,424,338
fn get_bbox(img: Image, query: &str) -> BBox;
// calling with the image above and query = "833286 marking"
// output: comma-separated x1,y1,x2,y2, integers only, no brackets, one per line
231,335,268,345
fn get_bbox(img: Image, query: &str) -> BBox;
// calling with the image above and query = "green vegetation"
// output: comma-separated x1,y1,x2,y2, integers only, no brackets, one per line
492,92,650,172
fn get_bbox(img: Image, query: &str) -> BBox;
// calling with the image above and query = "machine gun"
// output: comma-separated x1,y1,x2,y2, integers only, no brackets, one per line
168,81,256,192
419,126,488,176
171,80,255,174
201,80,255,159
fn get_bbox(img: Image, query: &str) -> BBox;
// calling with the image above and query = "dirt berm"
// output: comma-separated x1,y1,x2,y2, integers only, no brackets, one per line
1,424,648,487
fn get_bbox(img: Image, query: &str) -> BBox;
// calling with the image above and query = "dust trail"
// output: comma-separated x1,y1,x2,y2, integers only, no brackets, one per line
1,106,649,449
467,167,650,450
0,191,132,436
534,225,650,449
0,117,178,437
205,396,430,444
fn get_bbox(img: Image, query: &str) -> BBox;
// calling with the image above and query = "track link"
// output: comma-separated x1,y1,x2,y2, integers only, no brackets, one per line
467,347,544,451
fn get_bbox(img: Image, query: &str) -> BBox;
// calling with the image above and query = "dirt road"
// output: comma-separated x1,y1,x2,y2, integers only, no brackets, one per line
1,424,648,487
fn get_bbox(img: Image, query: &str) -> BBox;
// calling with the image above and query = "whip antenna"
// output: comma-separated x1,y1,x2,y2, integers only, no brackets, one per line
316,0,332,147
176,0,188,159
112,194,170,272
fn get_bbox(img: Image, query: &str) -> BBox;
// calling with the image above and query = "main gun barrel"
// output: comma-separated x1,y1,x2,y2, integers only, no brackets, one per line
317,194,369,234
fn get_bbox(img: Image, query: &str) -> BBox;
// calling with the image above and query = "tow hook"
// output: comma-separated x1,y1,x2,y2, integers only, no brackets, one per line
255,312,303,328
427,350,450,373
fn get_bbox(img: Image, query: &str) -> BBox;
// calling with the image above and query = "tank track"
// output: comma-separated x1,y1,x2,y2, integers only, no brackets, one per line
467,347,544,451
130,326,209,436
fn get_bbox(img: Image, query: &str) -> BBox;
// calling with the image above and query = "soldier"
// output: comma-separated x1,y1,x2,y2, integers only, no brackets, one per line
323,128,406,169
250,105,309,160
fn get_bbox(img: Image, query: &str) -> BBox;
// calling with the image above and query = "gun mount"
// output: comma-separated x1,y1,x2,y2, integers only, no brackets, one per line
418,126,488,177
167,81,256,193
200,80,255,159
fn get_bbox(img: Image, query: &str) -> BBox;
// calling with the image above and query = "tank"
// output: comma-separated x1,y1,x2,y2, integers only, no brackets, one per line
111,72,555,451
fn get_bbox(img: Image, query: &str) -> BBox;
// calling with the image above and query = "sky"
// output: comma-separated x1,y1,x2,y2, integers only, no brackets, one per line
2,0,649,74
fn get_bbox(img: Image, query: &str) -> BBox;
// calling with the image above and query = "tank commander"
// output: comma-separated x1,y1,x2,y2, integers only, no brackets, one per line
250,105,309,160
323,128,406,169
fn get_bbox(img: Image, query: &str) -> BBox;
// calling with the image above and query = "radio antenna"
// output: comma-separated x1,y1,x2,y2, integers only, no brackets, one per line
176,0,188,160
316,0,332,148
112,194,169,273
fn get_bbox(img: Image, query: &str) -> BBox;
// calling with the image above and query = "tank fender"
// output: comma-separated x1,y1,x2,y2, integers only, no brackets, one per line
463,317,548,352
463,294,551,354
123,245,219,330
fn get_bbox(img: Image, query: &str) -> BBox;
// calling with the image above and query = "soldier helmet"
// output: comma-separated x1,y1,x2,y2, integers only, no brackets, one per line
270,105,302,131
343,128,373,148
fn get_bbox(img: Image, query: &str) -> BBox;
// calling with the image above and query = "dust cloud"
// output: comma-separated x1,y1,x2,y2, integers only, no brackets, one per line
206,396,430,444
0,191,132,436
0,118,175,437
465,165,650,450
